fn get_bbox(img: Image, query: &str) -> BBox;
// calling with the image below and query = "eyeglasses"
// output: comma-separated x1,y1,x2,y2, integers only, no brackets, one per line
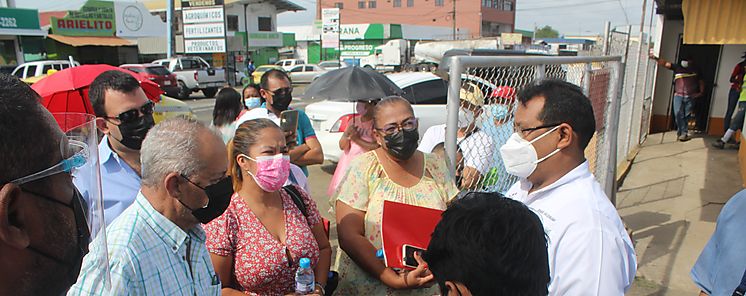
375,118,418,136
267,87,293,97
515,123,562,136
11,139,88,185
103,101,155,125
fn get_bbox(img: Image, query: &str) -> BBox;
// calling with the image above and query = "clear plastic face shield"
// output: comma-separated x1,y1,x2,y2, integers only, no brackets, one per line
12,113,111,291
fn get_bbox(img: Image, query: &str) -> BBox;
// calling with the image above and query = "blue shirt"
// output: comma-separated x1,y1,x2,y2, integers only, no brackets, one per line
691,189,746,296
68,192,222,295
480,104,518,194
236,105,317,176
97,136,141,225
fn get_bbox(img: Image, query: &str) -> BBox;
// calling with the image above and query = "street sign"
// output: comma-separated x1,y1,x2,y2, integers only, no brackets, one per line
321,8,340,50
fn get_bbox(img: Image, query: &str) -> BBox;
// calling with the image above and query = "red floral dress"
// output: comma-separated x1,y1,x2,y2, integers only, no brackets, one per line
204,186,322,295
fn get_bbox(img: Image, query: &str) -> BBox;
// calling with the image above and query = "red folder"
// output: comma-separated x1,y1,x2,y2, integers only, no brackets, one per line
381,200,444,269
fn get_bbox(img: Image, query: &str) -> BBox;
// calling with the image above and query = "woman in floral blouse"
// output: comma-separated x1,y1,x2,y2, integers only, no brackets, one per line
333,97,459,295
205,118,331,296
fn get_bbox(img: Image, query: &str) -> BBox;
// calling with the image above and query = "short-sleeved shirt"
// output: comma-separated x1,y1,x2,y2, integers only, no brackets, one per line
236,105,317,175
417,124,496,174
331,151,458,295
691,189,746,296
204,186,321,296
672,64,701,96
68,193,221,295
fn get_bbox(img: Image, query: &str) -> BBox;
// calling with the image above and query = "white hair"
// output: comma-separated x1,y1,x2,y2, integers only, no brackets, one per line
140,116,221,188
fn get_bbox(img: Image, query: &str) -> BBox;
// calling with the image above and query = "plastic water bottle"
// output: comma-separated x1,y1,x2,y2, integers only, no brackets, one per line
295,258,315,294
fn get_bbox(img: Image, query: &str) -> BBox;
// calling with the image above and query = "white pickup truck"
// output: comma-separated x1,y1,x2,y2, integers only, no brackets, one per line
152,56,225,99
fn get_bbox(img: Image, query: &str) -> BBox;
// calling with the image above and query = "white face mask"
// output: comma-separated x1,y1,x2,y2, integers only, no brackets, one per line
499,125,562,178
681,60,690,68
458,109,475,128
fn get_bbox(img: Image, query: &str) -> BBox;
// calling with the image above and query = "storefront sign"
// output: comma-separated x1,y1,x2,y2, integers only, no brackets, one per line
340,40,381,57
248,32,282,47
114,2,166,37
52,0,115,37
184,23,225,38
183,7,224,24
181,0,224,8
185,38,226,53
501,33,522,45
321,8,339,49
0,8,42,32
183,5,226,53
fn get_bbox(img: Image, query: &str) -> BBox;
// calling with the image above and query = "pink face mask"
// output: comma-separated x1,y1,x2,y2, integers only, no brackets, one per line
240,154,290,192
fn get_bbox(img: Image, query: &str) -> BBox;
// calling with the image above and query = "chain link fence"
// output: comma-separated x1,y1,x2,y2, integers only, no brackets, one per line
442,56,623,201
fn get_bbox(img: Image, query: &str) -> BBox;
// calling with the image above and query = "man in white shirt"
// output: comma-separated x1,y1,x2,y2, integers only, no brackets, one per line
418,83,495,189
501,79,636,295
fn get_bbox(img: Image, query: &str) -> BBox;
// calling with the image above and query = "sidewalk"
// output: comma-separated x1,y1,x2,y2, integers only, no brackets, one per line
620,132,742,295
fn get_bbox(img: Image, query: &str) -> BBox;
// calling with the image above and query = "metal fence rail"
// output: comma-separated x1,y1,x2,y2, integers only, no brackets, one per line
444,55,623,202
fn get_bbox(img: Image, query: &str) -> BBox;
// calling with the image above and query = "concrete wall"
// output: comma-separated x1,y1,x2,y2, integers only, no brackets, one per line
652,20,683,117
227,3,278,34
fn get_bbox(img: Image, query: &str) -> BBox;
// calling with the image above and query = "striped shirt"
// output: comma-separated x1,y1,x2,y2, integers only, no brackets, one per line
68,192,222,296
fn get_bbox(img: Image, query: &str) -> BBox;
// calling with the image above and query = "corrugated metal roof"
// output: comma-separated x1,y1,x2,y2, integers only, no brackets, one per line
682,0,746,44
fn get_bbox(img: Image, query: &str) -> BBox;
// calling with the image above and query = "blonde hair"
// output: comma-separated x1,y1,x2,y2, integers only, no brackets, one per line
227,118,281,191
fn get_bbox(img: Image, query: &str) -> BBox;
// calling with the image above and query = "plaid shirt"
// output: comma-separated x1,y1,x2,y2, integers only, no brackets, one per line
68,192,222,296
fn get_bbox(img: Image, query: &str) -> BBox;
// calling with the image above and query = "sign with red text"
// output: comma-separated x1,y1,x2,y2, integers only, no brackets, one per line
51,0,115,37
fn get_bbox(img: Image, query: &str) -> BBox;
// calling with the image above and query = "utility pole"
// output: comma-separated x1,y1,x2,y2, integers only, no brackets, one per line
452,0,456,40
167,0,174,58
603,21,611,56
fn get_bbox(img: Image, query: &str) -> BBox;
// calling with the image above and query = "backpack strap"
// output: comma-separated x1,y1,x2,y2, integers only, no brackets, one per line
283,185,308,218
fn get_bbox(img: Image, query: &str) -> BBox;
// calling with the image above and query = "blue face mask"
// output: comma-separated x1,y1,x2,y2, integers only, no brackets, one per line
245,97,261,109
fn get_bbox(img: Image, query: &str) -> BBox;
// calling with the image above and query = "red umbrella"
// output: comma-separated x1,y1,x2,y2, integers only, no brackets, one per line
31,64,163,115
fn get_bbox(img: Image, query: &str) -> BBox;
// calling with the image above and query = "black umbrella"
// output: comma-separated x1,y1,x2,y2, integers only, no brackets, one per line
302,66,404,102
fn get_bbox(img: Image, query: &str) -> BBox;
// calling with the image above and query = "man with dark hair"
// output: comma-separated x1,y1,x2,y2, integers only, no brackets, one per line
650,54,705,141
88,70,155,224
501,79,636,294
424,192,550,296
236,69,323,175
0,74,89,295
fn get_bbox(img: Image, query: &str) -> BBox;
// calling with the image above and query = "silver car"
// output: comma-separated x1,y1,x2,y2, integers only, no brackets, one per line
288,64,327,84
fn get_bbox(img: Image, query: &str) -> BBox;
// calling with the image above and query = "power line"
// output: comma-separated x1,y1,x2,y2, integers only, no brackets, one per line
616,0,630,24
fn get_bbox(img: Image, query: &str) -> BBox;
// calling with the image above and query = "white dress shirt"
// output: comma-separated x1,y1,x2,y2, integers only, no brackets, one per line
506,161,637,295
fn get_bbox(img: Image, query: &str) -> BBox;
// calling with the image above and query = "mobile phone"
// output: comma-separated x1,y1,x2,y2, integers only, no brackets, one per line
402,244,426,268
280,110,299,133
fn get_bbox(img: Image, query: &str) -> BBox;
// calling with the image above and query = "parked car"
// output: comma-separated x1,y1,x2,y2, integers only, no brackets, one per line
152,56,225,99
275,59,305,71
120,64,179,98
288,64,327,84
319,61,349,70
12,60,80,80
251,65,284,84
305,72,498,162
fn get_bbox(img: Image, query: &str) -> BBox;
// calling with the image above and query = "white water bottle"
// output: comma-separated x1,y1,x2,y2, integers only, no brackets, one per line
295,258,315,294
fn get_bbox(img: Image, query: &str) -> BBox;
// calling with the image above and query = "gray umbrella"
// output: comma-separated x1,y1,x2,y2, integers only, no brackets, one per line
302,66,404,102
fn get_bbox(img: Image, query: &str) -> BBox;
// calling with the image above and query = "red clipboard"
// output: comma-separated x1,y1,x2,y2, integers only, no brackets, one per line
381,200,444,269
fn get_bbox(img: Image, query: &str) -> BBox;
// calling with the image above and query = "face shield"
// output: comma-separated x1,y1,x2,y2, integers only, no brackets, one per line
52,113,111,291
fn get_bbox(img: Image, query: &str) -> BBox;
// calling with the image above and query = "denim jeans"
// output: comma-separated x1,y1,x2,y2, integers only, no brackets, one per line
729,101,746,131
724,88,740,133
673,95,693,136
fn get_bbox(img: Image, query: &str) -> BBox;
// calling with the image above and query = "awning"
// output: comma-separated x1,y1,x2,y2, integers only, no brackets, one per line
48,34,135,47
682,0,746,44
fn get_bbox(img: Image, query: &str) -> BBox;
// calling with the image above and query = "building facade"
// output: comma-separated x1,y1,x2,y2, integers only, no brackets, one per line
317,0,515,39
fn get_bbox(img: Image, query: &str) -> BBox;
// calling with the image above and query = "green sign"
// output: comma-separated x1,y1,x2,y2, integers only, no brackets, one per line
51,0,115,37
340,40,383,57
0,8,41,31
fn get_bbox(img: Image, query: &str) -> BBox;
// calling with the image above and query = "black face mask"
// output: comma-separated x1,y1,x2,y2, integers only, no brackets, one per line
383,129,419,160
270,91,293,111
115,114,155,150
179,176,234,224
24,187,90,287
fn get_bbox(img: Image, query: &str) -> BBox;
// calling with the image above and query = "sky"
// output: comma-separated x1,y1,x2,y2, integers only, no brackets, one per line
18,0,656,36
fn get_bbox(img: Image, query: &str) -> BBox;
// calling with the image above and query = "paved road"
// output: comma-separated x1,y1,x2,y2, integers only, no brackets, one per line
183,84,337,220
